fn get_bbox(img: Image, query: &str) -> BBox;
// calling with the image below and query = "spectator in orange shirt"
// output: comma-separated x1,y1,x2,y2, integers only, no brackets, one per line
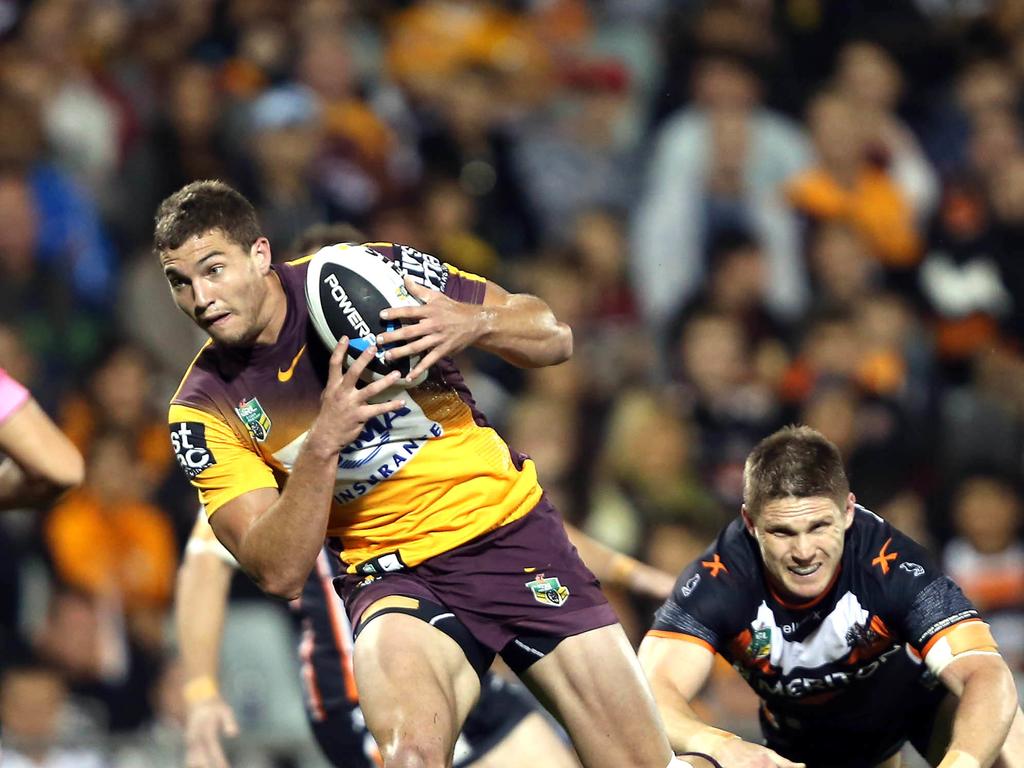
45,431,177,616
787,90,922,269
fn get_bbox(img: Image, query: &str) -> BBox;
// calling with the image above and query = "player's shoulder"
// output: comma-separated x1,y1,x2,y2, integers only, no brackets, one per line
168,340,226,416
677,517,760,596
847,504,938,585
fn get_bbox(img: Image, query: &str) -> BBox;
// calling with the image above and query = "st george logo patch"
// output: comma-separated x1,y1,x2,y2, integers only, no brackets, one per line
170,422,216,477
525,575,570,607
235,397,272,442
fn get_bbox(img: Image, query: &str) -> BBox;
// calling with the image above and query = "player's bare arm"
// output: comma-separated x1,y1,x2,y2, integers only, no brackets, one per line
936,652,1019,768
0,397,84,509
176,519,239,768
564,523,675,600
378,275,572,382
639,635,804,768
211,341,403,598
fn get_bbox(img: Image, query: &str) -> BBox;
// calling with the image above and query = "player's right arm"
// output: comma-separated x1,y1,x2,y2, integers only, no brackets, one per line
640,558,805,768
0,372,84,509
638,636,801,768
177,342,403,599
177,514,239,768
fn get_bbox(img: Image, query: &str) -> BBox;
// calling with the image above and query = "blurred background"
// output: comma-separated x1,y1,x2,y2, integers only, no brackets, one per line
1,0,1024,764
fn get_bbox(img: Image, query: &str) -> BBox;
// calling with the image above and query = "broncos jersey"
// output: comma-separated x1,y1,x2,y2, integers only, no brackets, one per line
650,507,985,764
168,243,543,570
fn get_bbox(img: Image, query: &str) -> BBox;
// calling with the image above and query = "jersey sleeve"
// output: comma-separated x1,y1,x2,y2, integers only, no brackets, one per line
168,403,278,517
870,522,981,661
649,542,744,654
372,242,488,305
0,368,29,424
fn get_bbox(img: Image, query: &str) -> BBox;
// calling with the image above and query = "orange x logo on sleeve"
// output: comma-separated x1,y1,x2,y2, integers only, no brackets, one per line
701,553,728,577
871,537,898,574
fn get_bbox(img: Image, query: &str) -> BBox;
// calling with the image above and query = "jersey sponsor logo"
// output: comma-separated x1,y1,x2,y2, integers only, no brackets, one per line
899,561,924,577
399,245,448,292
742,643,905,700
701,553,728,577
271,397,442,503
525,574,570,607
680,573,701,597
871,537,899,574
170,422,216,477
235,397,272,442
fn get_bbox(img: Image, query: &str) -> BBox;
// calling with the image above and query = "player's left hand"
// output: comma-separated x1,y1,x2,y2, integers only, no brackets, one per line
377,276,482,383
185,696,239,768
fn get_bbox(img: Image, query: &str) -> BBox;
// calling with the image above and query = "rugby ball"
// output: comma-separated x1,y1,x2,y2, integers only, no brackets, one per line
305,244,428,387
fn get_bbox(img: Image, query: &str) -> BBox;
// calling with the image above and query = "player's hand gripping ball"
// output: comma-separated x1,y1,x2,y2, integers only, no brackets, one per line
305,244,428,388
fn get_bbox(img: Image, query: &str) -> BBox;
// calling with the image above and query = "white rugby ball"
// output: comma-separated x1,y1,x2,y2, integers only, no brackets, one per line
304,244,427,388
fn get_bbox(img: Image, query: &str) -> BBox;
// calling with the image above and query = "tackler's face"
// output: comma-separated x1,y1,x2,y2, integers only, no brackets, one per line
161,229,273,347
743,494,855,604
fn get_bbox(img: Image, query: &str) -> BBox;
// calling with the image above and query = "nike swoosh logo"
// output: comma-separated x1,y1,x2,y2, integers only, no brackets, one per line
277,344,306,382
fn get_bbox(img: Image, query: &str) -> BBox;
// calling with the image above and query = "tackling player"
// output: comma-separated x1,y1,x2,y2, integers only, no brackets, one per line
155,180,707,768
640,425,1024,768
0,367,83,509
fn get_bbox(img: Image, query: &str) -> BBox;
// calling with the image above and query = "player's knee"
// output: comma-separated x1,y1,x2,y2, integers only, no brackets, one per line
381,740,449,768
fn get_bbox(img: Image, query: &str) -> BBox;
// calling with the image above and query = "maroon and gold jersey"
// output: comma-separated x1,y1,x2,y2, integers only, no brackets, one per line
168,243,543,570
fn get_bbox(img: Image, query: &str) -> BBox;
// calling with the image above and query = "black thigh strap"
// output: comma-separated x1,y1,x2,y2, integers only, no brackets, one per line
678,753,723,768
354,596,495,680
499,633,567,675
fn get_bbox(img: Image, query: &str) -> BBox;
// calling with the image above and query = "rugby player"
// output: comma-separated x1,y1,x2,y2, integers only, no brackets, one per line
156,180,705,768
0,367,83,509
177,513,581,768
640,425,1024,768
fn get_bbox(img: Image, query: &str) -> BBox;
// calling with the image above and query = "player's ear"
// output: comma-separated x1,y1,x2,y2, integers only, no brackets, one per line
251,237,273,273
843,492,856,529
741,504,756,534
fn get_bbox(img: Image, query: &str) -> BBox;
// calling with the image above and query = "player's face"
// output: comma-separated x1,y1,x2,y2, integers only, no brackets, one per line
744,494,854,603
161,229,276,347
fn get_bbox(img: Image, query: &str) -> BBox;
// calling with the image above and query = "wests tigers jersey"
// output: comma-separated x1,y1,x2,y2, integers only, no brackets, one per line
168,243,543,570
651,507,985,761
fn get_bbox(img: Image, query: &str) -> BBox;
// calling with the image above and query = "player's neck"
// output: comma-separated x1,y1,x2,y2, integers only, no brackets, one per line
253,270,287,346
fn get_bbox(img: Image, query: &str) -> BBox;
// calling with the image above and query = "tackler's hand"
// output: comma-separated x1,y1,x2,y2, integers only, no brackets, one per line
184,695,239,768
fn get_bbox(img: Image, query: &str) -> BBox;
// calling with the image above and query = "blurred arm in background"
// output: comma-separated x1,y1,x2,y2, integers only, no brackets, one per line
0,369,84,509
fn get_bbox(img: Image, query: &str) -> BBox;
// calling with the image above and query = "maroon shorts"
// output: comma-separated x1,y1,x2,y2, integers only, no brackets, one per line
336,497,618,664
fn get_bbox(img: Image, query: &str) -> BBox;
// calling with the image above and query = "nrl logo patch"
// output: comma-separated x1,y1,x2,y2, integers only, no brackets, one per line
748,626,772,660
235,397,272,442
525,574,570,607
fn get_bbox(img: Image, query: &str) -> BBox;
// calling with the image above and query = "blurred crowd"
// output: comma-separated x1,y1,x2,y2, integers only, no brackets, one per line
3,0,1024,764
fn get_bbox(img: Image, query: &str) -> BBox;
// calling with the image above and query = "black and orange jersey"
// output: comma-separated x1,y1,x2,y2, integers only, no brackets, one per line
168,243,543,570
650,507,987,759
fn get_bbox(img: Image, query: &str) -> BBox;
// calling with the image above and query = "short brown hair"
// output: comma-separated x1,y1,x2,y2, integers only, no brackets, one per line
743,425,848,518
153,180,261,254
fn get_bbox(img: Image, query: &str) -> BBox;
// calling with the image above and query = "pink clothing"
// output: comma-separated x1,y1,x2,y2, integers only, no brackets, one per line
0,368,29,424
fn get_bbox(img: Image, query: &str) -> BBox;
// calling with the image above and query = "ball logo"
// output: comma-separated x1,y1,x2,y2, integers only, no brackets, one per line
322,272,385,363
170,422,216,477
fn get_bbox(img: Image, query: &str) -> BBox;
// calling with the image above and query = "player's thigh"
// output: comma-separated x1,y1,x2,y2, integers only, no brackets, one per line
520,623,672,768
467,712,580,768
353,610,482,759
